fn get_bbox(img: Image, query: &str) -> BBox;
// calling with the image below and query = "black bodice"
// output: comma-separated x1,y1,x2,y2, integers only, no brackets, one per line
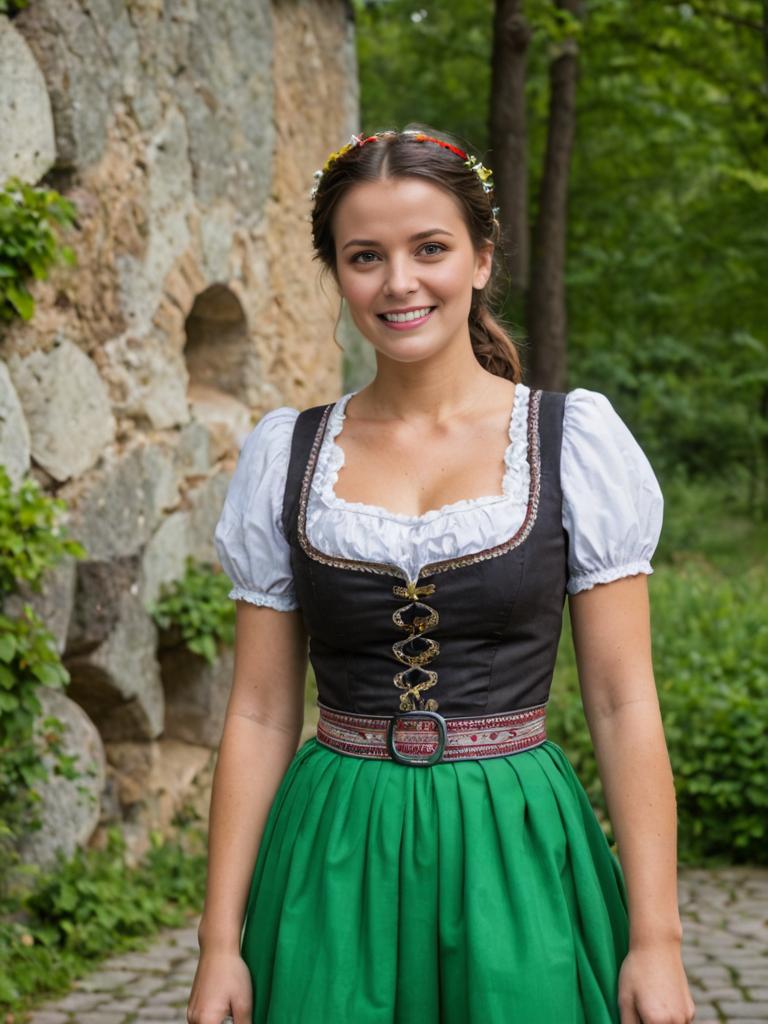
281,388,568,717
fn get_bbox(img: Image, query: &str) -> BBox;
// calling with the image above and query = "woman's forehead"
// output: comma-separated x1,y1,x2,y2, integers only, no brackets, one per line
334,178,465,236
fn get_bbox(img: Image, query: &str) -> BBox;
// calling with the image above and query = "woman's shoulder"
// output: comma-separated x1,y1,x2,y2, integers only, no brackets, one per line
561,386,649,456
230,404,298,467
563,385,619,420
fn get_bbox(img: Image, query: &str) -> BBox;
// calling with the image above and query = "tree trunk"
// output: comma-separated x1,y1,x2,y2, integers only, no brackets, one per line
489,0,532,315
527,0,583,391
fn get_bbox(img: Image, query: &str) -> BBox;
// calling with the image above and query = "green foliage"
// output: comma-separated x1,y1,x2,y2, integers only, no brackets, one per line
0,825,206,1012
548,561,768,864
150,557,235,664
353,0,494,149
0,0,29,13
0,465,87,882
0,607,71,845
0,177,77,323
0,465,86,601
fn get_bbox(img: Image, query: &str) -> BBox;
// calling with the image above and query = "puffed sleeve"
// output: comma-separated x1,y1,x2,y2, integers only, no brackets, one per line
561,388,664,595
213,406,301,611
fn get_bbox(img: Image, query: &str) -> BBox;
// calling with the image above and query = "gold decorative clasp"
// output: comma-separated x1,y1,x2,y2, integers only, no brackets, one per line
392,580,436,600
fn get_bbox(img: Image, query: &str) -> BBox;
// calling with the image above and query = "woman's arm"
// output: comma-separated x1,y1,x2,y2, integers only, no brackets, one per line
197,601,309,952
569,573,695,1023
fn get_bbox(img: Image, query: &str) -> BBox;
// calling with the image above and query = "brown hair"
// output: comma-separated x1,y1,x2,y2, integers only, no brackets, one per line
310,123,522,384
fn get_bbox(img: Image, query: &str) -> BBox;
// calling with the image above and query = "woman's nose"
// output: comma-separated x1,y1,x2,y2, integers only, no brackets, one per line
383,256,418,297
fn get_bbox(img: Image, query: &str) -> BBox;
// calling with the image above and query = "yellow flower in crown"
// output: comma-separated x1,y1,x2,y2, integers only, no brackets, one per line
464,154,494,193
322,141,356,173
310,133,370,198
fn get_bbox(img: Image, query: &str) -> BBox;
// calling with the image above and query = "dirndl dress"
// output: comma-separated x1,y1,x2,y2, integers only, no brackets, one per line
212,383,665,1024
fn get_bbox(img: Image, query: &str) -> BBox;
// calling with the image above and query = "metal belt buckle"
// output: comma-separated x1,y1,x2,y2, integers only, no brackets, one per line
386,710,447,766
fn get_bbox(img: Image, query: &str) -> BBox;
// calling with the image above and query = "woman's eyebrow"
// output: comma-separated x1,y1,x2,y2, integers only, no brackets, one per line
342,228,454,251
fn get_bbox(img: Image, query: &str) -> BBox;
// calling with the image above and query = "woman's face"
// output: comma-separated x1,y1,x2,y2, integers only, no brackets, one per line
332,176,493,361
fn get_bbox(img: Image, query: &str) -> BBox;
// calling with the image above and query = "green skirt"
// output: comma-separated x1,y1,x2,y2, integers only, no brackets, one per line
241,736,629,1024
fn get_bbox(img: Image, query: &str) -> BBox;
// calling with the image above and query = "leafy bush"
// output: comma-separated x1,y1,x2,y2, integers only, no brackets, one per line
549,562,768,864
150,557,235,664
0,825,206,1012
0,177,76,323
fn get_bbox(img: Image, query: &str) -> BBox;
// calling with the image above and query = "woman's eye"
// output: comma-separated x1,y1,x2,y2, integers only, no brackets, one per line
350,242,445,264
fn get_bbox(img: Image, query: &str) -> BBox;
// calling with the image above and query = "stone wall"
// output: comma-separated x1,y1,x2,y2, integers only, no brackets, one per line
0,0,357,867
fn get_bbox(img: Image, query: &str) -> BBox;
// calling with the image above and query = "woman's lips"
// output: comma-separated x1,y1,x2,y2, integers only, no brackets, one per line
377,307,436,331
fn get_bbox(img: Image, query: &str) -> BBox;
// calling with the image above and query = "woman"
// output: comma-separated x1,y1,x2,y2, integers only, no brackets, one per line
187,126,695,1024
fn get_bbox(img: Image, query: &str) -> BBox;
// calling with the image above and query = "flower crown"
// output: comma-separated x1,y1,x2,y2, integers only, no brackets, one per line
310,130,499,218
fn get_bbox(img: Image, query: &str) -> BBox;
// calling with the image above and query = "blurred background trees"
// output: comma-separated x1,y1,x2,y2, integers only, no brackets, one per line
353,0,768,536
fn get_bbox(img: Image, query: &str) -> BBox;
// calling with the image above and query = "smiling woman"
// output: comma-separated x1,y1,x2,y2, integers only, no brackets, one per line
188,126,695,1024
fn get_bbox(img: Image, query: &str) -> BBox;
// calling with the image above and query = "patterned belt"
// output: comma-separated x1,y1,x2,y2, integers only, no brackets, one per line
315,700,548,767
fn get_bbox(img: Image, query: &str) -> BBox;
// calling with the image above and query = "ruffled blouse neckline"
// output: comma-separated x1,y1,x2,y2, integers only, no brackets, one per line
311,383,531,525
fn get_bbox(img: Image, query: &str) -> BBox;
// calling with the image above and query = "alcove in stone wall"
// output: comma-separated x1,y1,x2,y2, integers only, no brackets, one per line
184,284,249,402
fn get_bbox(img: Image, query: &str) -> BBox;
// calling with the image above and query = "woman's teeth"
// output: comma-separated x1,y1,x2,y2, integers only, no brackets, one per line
381,307,434,323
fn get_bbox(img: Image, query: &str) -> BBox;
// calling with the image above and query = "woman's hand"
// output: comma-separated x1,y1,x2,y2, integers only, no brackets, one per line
618,941,696,1024
186,948,253,1024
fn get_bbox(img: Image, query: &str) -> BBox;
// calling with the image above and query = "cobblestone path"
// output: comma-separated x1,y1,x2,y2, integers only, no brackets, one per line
21,866,768,1023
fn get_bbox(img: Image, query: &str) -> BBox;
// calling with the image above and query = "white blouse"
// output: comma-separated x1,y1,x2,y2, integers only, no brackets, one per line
213,384,664,611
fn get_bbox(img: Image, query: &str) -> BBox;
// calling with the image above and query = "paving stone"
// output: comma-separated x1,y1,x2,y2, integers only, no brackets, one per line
72,1014,128,1024
696,987,744,1001
730,975,768,988
691,1008,719,1022
694,968,738,985
99,997,143,1013
150,987,193,1005
112,972,168,997
716,1003,768,1019
52,990,110,1011
134,1009,182,1020
26,1013,71,1024
71,969,138,992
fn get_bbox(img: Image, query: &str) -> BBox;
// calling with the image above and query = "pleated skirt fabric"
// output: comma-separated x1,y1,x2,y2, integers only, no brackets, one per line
240,735,630,1024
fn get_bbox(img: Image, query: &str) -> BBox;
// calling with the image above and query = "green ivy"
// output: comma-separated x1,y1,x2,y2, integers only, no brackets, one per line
150,557,235,665
0,465,87,886
0,465,86,602
0,177,77,323
0,607,71,847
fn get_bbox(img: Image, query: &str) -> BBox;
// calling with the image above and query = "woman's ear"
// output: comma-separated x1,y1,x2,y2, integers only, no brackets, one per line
473,241,494,290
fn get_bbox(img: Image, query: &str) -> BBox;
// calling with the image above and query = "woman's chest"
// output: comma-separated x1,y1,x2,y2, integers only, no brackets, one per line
302,385,534,583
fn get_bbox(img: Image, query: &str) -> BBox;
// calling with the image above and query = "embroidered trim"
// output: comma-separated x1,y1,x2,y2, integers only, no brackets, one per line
296,388,543,583
315,700,548,762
